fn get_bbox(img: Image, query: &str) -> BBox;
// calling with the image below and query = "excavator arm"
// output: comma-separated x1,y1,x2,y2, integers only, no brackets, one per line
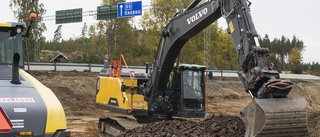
146,0,269,112
147,0,288,101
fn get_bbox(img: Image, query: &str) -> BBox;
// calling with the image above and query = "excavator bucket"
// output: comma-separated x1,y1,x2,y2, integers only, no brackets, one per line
240,97,308,137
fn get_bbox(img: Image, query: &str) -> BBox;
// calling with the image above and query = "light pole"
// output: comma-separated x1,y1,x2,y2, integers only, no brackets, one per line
99,28,102,59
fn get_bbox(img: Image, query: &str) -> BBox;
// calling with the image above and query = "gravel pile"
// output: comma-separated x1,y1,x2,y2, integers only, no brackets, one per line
121,115,245,137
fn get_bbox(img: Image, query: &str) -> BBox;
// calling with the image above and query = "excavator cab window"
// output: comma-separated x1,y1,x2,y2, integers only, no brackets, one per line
181,69,204,109
0,30,23,67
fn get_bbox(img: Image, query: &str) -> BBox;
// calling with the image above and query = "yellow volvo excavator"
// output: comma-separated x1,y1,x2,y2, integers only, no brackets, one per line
0,14,70,136
96,0,308,136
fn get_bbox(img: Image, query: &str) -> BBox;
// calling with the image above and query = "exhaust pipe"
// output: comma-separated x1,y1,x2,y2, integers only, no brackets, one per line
11,53,21,84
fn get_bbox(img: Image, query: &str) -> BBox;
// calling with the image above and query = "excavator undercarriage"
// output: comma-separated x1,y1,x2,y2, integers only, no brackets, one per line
98,116,143,136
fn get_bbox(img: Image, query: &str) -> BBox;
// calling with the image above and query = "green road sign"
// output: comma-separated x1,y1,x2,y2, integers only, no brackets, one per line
97,5,117,20
56,8,82,24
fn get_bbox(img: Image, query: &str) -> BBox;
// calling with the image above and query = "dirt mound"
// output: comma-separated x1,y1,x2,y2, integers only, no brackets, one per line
30,71,99,116
122,115,245,137
31,71,103,136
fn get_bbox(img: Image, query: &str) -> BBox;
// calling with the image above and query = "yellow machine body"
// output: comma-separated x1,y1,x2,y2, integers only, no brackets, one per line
96,77,148,114
20,70,68,134
0,69,70,136
0,22,70,136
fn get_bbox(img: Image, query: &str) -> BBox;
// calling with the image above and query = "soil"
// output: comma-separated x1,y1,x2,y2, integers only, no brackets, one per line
121,115,245,137
30,71,320,137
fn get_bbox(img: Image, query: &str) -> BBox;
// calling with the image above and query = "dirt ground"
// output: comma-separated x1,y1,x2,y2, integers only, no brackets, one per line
30,71,320,136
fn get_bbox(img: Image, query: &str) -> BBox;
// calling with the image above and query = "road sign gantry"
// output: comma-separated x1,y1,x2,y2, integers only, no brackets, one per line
55,1,142,24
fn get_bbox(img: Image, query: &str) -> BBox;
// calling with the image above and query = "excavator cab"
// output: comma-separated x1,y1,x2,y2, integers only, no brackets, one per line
172,64,206,118
0,23,25,67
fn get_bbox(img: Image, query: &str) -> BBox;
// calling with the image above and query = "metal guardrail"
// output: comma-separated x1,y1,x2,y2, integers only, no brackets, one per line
24,62,151,71
24,62,239,76
22,62,320,80
206,69,239,77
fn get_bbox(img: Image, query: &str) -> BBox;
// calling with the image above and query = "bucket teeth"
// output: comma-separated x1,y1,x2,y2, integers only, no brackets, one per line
241,97,308,137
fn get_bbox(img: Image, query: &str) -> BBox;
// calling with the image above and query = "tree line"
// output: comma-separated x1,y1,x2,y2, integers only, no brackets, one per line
10,0,320,75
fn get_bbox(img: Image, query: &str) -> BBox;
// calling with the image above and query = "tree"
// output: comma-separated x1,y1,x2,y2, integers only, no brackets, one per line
212,29,238,70
291,35,304,51
269,53,281,73
260,34,271,49
261,35,304,71
276,36,290,70
88,25,95,38
81,22,88,39
141,0,217,66
10,0,47,61
288,46,302,74
53,25,62,42
148,0,193,30
97,0,138,64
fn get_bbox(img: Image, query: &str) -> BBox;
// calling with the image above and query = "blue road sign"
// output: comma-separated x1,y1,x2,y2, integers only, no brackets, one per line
117,1,142,18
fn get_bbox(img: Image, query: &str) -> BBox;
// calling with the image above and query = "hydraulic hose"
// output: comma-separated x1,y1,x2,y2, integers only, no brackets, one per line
186,0,201,11
120,54,134,113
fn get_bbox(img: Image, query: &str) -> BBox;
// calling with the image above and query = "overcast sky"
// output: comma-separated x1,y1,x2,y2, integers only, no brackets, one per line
1,0,319,64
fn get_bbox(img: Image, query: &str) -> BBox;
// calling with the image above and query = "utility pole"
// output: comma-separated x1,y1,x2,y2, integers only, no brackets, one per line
100,29,102,59
35,22,40,62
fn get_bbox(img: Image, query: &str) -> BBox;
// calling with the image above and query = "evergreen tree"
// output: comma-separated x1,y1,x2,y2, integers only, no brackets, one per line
53,25,62,42
81,22,88,39
262,35,304,71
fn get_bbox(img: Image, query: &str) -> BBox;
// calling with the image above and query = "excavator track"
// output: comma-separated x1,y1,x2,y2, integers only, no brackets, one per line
98,116,145,137
240,97,308,137
98,116,182,136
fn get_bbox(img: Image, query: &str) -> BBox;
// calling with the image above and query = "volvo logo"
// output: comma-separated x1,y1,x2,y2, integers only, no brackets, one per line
108,98,119,106
110,100,116,104
186,8,208,25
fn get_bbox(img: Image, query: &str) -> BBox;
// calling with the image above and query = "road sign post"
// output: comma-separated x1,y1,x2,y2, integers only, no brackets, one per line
117,1,142,18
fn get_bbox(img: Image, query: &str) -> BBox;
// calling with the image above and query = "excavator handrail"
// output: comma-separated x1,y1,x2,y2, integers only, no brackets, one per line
120,54,134,113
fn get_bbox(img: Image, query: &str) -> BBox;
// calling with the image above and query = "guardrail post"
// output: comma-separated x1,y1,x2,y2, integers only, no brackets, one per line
209,71,213,80
146,64,149,73
220,69,223,77
89,63,91,72
54,62,57,71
